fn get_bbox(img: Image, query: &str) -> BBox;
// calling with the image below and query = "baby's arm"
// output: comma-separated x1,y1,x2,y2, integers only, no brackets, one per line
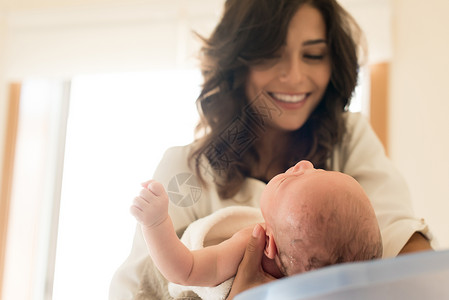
188,226,253,285
131,180,190,283
130,180,252,286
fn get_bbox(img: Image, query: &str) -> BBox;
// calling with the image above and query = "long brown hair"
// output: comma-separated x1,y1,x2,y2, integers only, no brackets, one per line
189,0,362,199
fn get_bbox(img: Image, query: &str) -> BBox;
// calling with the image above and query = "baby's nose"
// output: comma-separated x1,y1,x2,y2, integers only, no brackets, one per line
291,160,314,173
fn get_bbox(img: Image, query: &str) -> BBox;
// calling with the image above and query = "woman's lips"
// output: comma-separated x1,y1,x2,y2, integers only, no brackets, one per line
270,92,307,103
268,92,309,109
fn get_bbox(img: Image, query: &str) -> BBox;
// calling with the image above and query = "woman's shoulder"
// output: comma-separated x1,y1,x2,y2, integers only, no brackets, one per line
153,144,196,180
343,111,369,128
160,143,203,164
341,112,376,144
163,143,194,157
330,112,384,171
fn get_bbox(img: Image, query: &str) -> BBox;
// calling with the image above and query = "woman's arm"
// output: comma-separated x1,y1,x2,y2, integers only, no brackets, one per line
337,113,432,257
399,232,433,255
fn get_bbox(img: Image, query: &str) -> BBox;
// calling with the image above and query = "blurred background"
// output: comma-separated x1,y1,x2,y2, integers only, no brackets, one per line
0,0,448,299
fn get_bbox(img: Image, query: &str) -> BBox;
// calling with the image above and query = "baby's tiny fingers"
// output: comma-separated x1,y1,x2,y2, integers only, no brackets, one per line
141,179,155,188
133,196,150,209
130,203,146,223
139,189,155,202
147,181,166,197
130,204,141,215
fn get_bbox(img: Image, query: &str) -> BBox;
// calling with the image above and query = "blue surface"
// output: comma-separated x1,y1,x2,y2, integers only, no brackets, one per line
235,250,449,300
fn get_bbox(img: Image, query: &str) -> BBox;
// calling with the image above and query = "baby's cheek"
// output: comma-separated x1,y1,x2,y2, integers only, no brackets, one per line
282,255,305,276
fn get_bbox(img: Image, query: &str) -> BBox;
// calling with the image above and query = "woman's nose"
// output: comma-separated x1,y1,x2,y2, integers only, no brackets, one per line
279,56,304,84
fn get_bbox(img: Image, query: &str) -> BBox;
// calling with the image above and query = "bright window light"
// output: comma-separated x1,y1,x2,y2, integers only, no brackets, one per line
52,70,202,300
349,66,370,115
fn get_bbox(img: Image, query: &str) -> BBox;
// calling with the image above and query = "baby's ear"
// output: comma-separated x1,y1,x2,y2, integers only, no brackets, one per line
264,233,278,259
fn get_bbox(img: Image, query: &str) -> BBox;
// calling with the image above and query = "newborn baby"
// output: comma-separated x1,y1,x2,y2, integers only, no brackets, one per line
131,160,382,292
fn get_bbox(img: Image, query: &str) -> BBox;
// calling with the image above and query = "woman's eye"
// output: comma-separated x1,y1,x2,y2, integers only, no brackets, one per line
304,54,325,60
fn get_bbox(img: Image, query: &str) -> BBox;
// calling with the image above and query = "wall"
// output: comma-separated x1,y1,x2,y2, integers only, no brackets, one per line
0,14,7,192
389,0,449,248
340,0,393,64
0,1,224,78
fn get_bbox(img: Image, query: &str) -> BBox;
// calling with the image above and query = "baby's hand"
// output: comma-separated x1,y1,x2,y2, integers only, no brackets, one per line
130,180,169,228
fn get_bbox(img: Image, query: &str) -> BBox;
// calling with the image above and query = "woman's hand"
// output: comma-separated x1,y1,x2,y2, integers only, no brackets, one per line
227,224,276,299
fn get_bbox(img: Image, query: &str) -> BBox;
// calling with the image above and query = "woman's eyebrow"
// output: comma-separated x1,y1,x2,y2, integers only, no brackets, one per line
303,39,327,46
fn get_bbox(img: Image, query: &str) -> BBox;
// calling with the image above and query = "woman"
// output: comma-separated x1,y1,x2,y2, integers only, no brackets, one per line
110,0,432,299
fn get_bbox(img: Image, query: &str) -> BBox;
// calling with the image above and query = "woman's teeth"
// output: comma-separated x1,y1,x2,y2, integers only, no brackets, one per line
271,93,306,103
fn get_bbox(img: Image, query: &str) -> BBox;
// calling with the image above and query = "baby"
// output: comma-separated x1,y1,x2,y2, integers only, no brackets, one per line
130,160,382,290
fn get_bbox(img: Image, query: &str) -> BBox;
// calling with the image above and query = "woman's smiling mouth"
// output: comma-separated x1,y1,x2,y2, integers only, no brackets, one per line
269,92,308,103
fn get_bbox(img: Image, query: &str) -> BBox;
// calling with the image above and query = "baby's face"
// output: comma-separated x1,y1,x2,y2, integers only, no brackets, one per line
260,160,377,275
260,160,337,274
260,160,356,218
260,160,325,219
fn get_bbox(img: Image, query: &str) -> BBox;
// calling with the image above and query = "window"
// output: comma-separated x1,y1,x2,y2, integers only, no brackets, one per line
52,70,201,300
2,80,69,300
350,66,370,115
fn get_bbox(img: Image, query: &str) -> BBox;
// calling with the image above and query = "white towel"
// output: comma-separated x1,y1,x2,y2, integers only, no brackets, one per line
168,206,264,300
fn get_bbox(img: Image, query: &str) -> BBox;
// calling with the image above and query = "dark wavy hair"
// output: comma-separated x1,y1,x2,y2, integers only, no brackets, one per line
189,0,363,199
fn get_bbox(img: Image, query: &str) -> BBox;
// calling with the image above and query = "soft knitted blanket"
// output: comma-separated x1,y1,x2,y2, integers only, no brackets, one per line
168,206,264,300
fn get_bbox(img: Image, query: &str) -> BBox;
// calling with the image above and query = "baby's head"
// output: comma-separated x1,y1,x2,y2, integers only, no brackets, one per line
260,160,382,276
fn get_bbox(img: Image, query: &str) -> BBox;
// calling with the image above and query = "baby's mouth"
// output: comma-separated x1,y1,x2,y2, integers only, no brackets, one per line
269,92,308,103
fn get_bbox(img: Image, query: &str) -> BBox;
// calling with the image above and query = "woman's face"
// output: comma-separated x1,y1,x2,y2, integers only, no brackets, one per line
245,4,331,132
